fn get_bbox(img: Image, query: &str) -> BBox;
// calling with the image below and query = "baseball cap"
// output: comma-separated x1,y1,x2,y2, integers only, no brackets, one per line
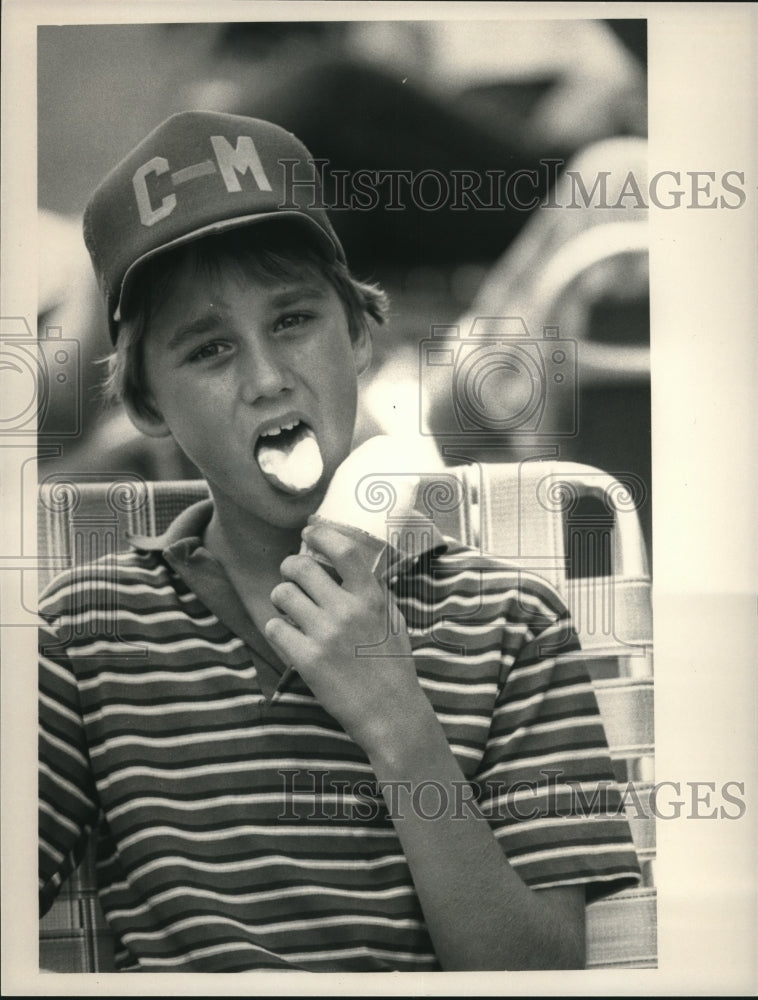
83,110,346,343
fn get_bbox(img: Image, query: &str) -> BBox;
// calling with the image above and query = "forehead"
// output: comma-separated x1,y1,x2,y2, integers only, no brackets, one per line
137,268,346,362
144,249,330,319
161,254,329,301
128,224,331,307
164,235,327,290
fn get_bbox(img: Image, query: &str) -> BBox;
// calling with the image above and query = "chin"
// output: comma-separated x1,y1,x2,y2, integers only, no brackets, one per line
264,482,326,525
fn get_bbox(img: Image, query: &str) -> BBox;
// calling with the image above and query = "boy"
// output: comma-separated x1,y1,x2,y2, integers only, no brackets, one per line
39,111,640,972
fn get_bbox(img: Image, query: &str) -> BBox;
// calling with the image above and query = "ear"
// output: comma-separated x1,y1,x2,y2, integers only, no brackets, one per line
123,397,173,439
352,323,373,377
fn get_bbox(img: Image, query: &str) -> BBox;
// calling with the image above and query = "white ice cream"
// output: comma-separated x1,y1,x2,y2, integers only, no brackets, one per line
300,435,445,580
256,425,324,495
314,434,424,538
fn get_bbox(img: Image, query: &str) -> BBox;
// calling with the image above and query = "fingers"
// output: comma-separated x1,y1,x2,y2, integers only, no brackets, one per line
278,552,340,607
270,578,322,633
301,523,379,592
264,615,315,670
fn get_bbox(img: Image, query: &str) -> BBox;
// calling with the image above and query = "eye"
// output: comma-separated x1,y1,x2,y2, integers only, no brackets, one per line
187,341,231,363
274,312,312,333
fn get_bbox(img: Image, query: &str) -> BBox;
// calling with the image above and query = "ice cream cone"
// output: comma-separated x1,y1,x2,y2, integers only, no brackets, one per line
299,435,441,583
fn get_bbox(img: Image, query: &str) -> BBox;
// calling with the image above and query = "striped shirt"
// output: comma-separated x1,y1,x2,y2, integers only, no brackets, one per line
39,500,640,972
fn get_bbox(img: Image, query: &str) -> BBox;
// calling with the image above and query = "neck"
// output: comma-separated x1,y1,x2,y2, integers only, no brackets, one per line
203,497,304,587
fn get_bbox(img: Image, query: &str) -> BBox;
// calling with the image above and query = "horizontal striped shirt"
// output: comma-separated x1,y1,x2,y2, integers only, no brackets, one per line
39,500,640,971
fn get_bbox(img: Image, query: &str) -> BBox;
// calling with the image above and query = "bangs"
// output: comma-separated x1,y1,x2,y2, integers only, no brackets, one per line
125,223,334,326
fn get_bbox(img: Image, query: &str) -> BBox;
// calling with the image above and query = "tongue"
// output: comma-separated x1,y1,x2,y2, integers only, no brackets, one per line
256,426,324,495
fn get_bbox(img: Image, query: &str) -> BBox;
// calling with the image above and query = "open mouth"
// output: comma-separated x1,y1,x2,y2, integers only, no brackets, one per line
254,418,324,496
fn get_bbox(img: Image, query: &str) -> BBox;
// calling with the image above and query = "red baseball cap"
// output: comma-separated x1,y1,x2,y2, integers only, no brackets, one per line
83,110,345,343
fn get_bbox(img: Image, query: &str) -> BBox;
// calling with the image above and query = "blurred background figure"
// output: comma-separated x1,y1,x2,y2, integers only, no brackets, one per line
37,209,105,447
421,19,646,161
37,209,200,480
424,137,651,552
37,17,650,553
179,18,645,269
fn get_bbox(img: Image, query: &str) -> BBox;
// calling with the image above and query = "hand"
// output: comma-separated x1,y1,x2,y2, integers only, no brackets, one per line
264,522,427,754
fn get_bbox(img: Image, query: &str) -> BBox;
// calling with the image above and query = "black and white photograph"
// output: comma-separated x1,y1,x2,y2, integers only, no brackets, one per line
1,1,755,995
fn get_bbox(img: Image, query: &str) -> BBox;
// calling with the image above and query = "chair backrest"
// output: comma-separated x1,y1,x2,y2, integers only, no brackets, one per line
38,461,655,971
447,461,656,969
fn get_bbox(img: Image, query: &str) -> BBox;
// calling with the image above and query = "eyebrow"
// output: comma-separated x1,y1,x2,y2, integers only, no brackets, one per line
167,313,224,351
165,283,329,351
268,284,329,309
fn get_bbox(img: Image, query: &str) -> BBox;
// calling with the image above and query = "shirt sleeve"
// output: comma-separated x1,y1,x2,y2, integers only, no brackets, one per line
38,577,100,917
474,579,642,901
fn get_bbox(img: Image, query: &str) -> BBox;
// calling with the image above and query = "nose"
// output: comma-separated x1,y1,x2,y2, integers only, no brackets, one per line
239,337,292,405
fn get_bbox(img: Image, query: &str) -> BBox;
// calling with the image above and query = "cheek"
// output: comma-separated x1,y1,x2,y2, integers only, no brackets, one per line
137,346,167,411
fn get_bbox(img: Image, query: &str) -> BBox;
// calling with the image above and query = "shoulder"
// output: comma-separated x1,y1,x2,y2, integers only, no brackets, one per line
38,548,173,623
418,535,572,628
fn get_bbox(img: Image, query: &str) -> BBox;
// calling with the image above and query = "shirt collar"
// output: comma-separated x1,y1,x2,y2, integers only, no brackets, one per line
128,498,449,566
128,499,214,554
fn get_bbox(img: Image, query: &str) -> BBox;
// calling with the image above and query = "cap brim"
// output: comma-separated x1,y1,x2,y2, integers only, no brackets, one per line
113,210,341,323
